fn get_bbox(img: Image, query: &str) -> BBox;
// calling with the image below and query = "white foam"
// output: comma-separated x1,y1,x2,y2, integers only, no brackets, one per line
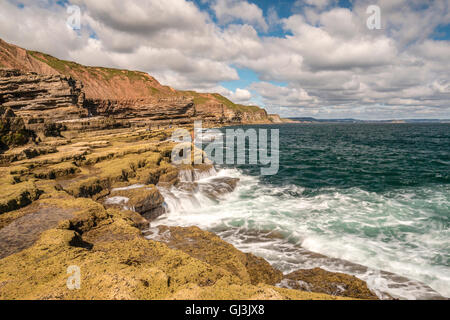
111,184,145,192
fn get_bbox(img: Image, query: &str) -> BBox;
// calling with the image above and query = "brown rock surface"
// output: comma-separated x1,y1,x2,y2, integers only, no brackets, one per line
0,105,35,150
281,267,379,300
145,225,283,286
0,203,349,300
107,185,165,220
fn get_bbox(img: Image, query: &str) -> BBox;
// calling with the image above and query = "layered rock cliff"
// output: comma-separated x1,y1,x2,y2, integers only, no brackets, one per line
0,38,274,125
0,69,86,124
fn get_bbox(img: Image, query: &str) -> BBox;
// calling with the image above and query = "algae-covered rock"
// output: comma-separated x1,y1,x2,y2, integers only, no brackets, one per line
33,162,80,179
134,167,162,185
0,211,237,300
0,196,356,300
64,177,110,198
146,226,283,286
281,268,378,300
0,195,104,259
169,282,351,300
0,106,35,151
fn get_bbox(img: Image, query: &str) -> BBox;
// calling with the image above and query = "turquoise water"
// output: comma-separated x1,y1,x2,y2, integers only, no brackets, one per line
154,123,450,299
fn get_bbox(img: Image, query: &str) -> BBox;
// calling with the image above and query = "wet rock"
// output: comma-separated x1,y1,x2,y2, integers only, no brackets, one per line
142,206,166,222
281,267,379,300
176,182,199,193
0,196,105,258
108,185,164,218
177,164,216,182
157,168,179,187
0,204,76,259
198,177,239,200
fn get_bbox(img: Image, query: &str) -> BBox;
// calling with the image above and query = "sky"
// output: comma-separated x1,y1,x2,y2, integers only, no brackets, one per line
0,0,449,119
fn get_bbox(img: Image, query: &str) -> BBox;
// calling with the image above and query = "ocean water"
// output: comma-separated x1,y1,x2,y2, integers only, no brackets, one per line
153,123,450,299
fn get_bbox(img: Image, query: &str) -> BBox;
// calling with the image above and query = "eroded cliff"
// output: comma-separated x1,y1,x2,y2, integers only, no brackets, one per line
0,38,273,125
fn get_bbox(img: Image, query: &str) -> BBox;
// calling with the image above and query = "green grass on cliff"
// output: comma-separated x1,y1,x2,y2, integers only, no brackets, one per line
96,67,149,82
28,51,84,75
181,91,263,114
211,94,263,113
182,91,209,105
28,51,149,83
27,50,264,111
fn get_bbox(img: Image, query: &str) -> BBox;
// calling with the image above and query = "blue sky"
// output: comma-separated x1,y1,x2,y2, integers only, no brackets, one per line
1,0,449,119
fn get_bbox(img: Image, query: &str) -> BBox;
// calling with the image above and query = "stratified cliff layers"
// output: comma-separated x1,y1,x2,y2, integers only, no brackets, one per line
0,69,86,123
0,38,271,127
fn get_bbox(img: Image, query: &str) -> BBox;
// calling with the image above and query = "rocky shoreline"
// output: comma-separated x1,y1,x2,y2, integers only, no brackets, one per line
0,122,382,300
0,37,426,300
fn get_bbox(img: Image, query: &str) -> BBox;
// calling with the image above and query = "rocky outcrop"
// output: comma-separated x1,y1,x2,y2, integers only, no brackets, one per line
0,105,35,150
194,93,270,124
106,185,165,221
0,200,350,300
280,268,378,300
0,125,371,300
145,226,284,286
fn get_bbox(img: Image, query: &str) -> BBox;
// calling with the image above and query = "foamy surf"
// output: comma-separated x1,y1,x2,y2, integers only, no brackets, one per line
152,166,450,300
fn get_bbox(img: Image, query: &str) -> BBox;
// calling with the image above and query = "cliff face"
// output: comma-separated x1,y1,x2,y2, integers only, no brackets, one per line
0,39,273,125
87,97,195,123
0,69,86,123
269,114,283,123
0,105,35,150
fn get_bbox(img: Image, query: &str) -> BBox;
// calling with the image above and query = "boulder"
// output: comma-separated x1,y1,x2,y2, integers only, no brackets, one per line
281,267,378,300
106,185,165,220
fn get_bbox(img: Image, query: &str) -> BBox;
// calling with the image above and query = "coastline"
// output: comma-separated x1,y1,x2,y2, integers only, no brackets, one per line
0,39,447,301
0,125,380,300
1,124,446,300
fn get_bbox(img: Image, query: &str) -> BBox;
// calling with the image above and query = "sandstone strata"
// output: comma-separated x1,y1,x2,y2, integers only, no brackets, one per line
0,38,275,126
0,69,86,125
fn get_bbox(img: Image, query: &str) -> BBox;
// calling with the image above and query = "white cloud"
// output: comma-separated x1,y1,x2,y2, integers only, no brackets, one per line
229,88,252,103
0,0,448,119
211,0,268,31
251,82,317,107
211,0,269,31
